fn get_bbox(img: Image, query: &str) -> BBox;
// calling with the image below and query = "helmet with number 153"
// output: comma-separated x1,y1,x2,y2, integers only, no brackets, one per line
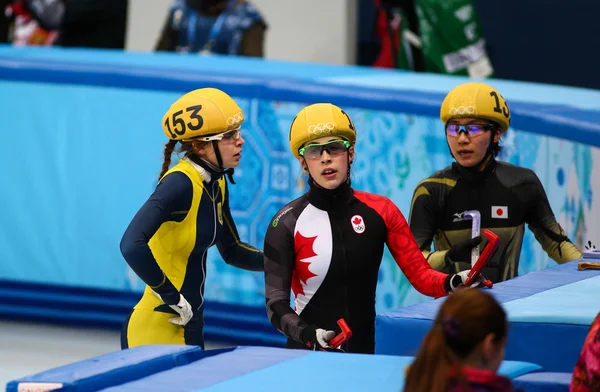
440,82,511,133
289,103,357,158
161,88,244,141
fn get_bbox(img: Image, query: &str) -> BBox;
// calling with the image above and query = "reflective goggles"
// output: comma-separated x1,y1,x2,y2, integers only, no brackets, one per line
298,140,351,160
196,128,242,142
445,123,496,138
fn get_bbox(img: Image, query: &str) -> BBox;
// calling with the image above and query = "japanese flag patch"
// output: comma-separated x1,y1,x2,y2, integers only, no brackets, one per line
492,206,508,219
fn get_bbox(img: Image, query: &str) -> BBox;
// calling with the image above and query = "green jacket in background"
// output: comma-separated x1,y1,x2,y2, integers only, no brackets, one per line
416,0,493,77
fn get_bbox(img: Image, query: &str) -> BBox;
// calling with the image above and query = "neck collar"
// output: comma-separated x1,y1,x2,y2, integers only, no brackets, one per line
448,366,513,391
186,153,236,184
185,154,222,184
307,180,354,211
453,157,497,183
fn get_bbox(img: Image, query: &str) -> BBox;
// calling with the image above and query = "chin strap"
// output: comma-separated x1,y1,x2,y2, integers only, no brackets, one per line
211,140,236,184
188,151,235,184
224,169,235,184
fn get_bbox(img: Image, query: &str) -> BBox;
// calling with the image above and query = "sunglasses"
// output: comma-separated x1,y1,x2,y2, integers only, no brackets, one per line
198,128,242,142
445,123,497,138
299,140,351,160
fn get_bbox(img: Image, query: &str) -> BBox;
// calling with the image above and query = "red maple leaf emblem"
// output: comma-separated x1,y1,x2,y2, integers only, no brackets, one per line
292,231,318,297
352,217,362,225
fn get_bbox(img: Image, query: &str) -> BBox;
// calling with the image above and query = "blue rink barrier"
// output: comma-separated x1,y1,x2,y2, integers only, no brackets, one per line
375,260,600,372
0,280,286,347
1,45,600,345
8,346,560,392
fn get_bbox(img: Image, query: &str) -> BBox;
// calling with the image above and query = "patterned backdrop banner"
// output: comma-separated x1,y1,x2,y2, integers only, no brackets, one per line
1,52,599,316
201,99,598,312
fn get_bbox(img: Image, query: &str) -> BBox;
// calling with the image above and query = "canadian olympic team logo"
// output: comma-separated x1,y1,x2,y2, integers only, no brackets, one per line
308,122,334,135
227,112,244,128
351,215,365,234
449,106,476,115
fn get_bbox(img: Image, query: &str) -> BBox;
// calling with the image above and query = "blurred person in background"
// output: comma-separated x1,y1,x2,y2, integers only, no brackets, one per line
120,88,264,349
3,0,60,46
2,0,127,48
0,0,9,42
367,0,493,77
264,103,486,354
404,288,517,392
408,82,581,283
414,0,493,77
155,0,266,57
571,312,600,391
372,0,424,71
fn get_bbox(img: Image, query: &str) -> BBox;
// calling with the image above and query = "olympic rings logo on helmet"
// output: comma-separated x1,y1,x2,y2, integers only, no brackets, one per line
308,122,335,135
227,112,244,127
449,106,476,116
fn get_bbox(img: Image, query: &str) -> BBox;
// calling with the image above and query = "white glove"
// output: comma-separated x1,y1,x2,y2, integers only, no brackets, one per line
450,270,485,291
153,291,193,326
315,329,336,348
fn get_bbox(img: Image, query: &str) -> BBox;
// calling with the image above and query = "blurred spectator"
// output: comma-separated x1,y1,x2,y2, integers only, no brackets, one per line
372,0,423,71
3,0,128,49
415,0,493,77
366,0,493,77
155,0,267,57
571,312,600,391
0,0,8,42
59,0,127,49
4,0,60,46
404,288,517,392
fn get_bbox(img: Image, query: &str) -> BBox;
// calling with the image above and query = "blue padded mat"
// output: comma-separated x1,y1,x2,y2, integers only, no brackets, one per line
94,347,541,392
6,345,220,392
375,260,600,371
193,353,413,392
504,275,600,325
97,346,309,392
497,361,543,378
513,372,572,392
380,261,599,321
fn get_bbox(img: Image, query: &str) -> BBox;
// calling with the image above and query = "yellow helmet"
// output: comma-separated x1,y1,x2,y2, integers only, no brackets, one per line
289,103,356,158
440,82,511,133
162,88,244,141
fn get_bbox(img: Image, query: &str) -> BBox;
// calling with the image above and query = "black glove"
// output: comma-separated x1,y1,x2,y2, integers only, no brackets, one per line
301,325,344,352
445,236,483,265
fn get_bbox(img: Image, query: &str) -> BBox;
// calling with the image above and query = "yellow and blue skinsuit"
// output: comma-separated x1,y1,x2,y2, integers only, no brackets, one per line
119,155,263,348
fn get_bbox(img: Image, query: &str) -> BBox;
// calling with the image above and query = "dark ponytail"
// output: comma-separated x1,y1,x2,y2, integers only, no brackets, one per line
158,140,177,181
404,324,465,392
404,289,507,392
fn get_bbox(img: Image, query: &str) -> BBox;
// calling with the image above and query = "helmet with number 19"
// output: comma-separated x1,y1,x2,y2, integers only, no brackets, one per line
440,82,511,132
440,82,511,169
